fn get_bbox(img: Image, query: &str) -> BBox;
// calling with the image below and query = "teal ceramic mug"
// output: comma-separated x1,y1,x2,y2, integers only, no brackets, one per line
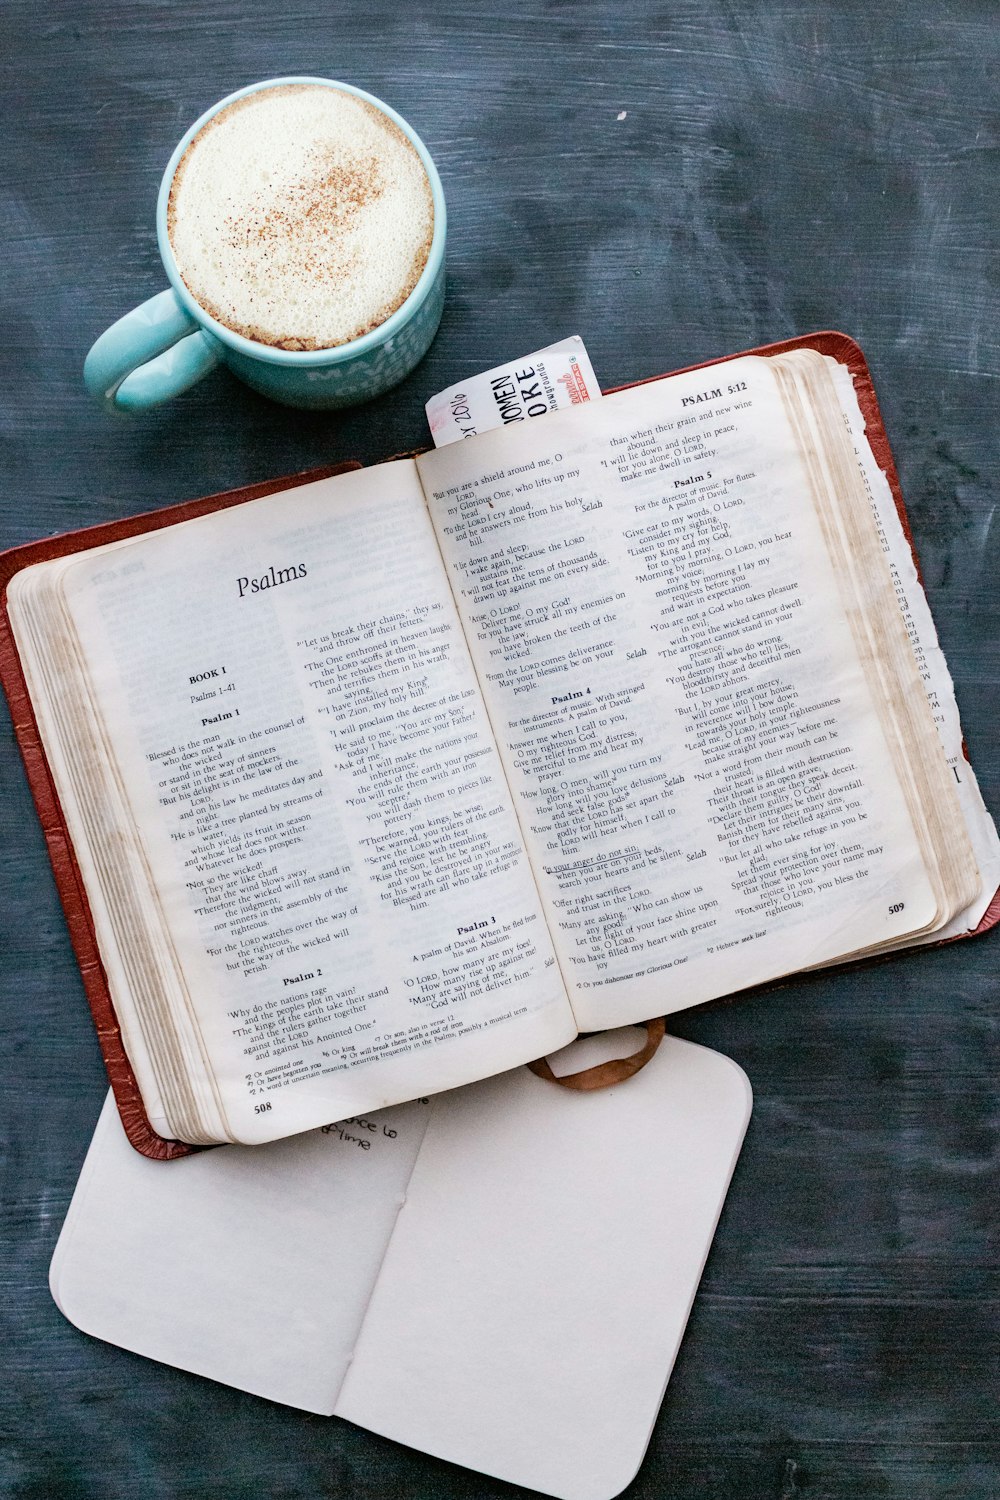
84,77,447,412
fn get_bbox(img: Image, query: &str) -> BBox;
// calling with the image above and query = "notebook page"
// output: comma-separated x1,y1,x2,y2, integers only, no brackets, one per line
50,1093,430,1414
336,1032,752,1500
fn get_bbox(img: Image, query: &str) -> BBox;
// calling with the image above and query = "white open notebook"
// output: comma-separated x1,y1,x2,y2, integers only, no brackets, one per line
51,1031,751,1500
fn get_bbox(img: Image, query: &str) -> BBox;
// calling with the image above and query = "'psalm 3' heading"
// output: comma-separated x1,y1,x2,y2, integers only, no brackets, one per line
238,563,308,599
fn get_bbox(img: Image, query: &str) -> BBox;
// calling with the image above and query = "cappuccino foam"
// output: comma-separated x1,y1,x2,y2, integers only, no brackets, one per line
167,84,434,351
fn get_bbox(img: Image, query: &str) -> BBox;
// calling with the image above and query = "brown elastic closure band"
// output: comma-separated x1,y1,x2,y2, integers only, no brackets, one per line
527,1017,666,1091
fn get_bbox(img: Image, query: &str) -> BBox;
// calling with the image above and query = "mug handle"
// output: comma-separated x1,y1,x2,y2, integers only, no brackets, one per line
84,288,223,412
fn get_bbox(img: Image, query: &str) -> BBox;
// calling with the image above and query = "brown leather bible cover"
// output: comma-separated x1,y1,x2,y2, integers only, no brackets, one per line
1,333,995,1158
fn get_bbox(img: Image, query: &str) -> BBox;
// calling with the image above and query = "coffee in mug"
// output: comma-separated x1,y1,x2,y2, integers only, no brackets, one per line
166,82,434,353
83,77,446,412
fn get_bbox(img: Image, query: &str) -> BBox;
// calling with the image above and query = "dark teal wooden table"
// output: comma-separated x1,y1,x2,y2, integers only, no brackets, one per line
2,4,998,1496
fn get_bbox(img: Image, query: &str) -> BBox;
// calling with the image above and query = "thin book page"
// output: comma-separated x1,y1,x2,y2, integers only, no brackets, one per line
770,351,978,934
826,358,1000,935
417,357,941,1031
8,555,211,1139
12,463,574,1143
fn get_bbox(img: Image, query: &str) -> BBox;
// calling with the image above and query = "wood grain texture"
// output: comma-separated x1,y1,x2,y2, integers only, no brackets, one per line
1,2,998,1497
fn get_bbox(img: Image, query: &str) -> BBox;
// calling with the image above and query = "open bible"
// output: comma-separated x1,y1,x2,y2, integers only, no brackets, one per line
3,334,998,1152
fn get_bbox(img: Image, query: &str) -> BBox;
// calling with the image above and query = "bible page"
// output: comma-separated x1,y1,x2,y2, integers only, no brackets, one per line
417,359,941,1030
826,358,1000,935
41,464,573,1141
